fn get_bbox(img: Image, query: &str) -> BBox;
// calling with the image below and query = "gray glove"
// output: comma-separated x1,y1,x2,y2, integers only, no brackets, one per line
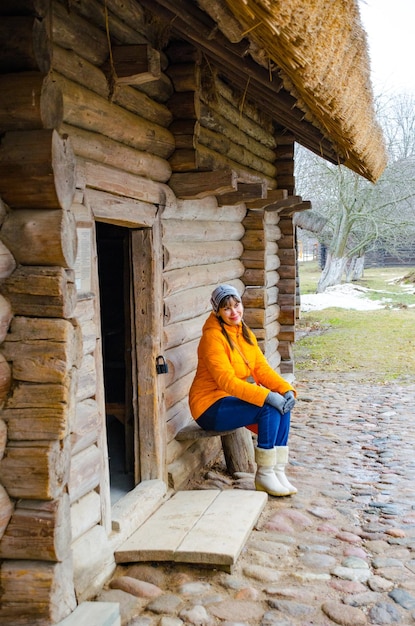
283,390,296,413
265,391,286,414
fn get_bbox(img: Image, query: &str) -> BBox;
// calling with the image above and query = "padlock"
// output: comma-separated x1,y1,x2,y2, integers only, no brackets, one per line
156,355,168,374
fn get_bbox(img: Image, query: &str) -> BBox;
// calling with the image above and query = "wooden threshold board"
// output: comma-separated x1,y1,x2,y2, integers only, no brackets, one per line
115,490,267,571
57,602,120,626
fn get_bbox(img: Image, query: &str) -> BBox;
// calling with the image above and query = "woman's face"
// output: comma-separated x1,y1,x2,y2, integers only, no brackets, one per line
218,296,243,326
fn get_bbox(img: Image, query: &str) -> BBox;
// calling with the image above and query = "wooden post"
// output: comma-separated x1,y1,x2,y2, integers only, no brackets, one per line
221,429,255,474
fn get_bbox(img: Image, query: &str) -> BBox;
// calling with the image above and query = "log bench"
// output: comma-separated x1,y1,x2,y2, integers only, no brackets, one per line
176,422,255,475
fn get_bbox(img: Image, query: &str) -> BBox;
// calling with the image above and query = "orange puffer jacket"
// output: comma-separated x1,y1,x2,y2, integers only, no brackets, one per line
189,312,296,420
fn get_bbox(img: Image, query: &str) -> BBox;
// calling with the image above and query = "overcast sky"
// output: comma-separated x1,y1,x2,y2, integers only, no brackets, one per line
359,0,415,96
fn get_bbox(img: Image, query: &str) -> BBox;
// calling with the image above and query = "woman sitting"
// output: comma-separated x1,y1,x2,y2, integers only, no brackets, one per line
189,284,297,496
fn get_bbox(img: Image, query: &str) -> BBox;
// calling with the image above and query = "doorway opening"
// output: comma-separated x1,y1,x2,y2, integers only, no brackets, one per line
96,222,135,504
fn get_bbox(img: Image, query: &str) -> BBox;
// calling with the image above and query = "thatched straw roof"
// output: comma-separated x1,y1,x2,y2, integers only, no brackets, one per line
210,0,387,182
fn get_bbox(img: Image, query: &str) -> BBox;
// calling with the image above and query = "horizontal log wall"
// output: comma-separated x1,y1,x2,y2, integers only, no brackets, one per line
48,0,176,603
163,197,246,487
0,0,175,621
0,1,301,621
0,23,79,618
199,74,277,181
166,41,278,194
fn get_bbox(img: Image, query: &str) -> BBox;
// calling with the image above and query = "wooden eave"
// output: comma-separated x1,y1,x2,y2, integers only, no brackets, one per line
141,0,345,168
218,0,387,183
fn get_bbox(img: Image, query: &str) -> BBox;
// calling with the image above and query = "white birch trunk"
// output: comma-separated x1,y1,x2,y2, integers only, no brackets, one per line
317,253,348,292
351,256,365,281
344,255,365,282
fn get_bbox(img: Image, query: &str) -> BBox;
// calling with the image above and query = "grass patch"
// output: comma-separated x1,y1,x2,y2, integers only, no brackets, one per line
297,261,321,293
295,264,415,383
298,262,415,294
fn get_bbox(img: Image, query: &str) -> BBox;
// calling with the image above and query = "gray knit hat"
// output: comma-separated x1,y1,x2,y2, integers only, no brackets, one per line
210,284,240,313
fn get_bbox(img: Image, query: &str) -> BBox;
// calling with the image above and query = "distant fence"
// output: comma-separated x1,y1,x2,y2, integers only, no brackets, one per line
364,245,415,268
314,244,415,269
300,241,415,270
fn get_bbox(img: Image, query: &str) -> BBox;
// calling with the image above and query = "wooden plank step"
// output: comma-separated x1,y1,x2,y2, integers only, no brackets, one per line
115,490,267,572
116,490,218,561
176,490,266,566
57,602,120,626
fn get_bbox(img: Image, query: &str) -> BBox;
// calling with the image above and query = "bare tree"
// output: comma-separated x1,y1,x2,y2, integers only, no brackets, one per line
295,92,415,292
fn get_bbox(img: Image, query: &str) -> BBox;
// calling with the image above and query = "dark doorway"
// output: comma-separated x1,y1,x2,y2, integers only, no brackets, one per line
96,222,135,503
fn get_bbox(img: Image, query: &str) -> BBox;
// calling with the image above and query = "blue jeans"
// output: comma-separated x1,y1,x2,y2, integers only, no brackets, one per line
196,396,290,449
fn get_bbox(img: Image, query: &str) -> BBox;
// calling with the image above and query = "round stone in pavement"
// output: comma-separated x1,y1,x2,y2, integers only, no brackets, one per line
322,600,367,626
208,600,265,622
369,601,402,624
260,613,296,626
146,594,183,615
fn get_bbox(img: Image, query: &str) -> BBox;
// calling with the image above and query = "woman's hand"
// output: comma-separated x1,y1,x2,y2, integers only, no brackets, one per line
265,391,286,413
283,390,296,413
266,390,296,414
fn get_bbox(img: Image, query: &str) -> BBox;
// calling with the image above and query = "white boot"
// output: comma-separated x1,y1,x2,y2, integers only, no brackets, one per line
274,446,297,495
254,447,290,496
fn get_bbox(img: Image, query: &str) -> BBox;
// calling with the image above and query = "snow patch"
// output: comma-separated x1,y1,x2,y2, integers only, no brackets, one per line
300,283,386,312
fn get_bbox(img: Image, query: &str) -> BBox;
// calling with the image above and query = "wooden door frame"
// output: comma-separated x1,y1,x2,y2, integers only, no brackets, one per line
87,193,166,531
130,220,166,483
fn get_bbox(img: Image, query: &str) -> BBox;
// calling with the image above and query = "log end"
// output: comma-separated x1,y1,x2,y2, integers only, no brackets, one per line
0,485,14,541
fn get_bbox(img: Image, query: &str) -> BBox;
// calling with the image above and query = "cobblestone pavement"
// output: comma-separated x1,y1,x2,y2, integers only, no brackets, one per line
98,372,415,626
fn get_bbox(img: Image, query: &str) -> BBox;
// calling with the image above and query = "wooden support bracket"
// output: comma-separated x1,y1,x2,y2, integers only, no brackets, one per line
245,189,288,210
216,181,267,206
264,196,311,215
278,199,312,216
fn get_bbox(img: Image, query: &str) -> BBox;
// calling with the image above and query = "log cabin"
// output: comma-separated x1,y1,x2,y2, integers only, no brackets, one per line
0,0,386,623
